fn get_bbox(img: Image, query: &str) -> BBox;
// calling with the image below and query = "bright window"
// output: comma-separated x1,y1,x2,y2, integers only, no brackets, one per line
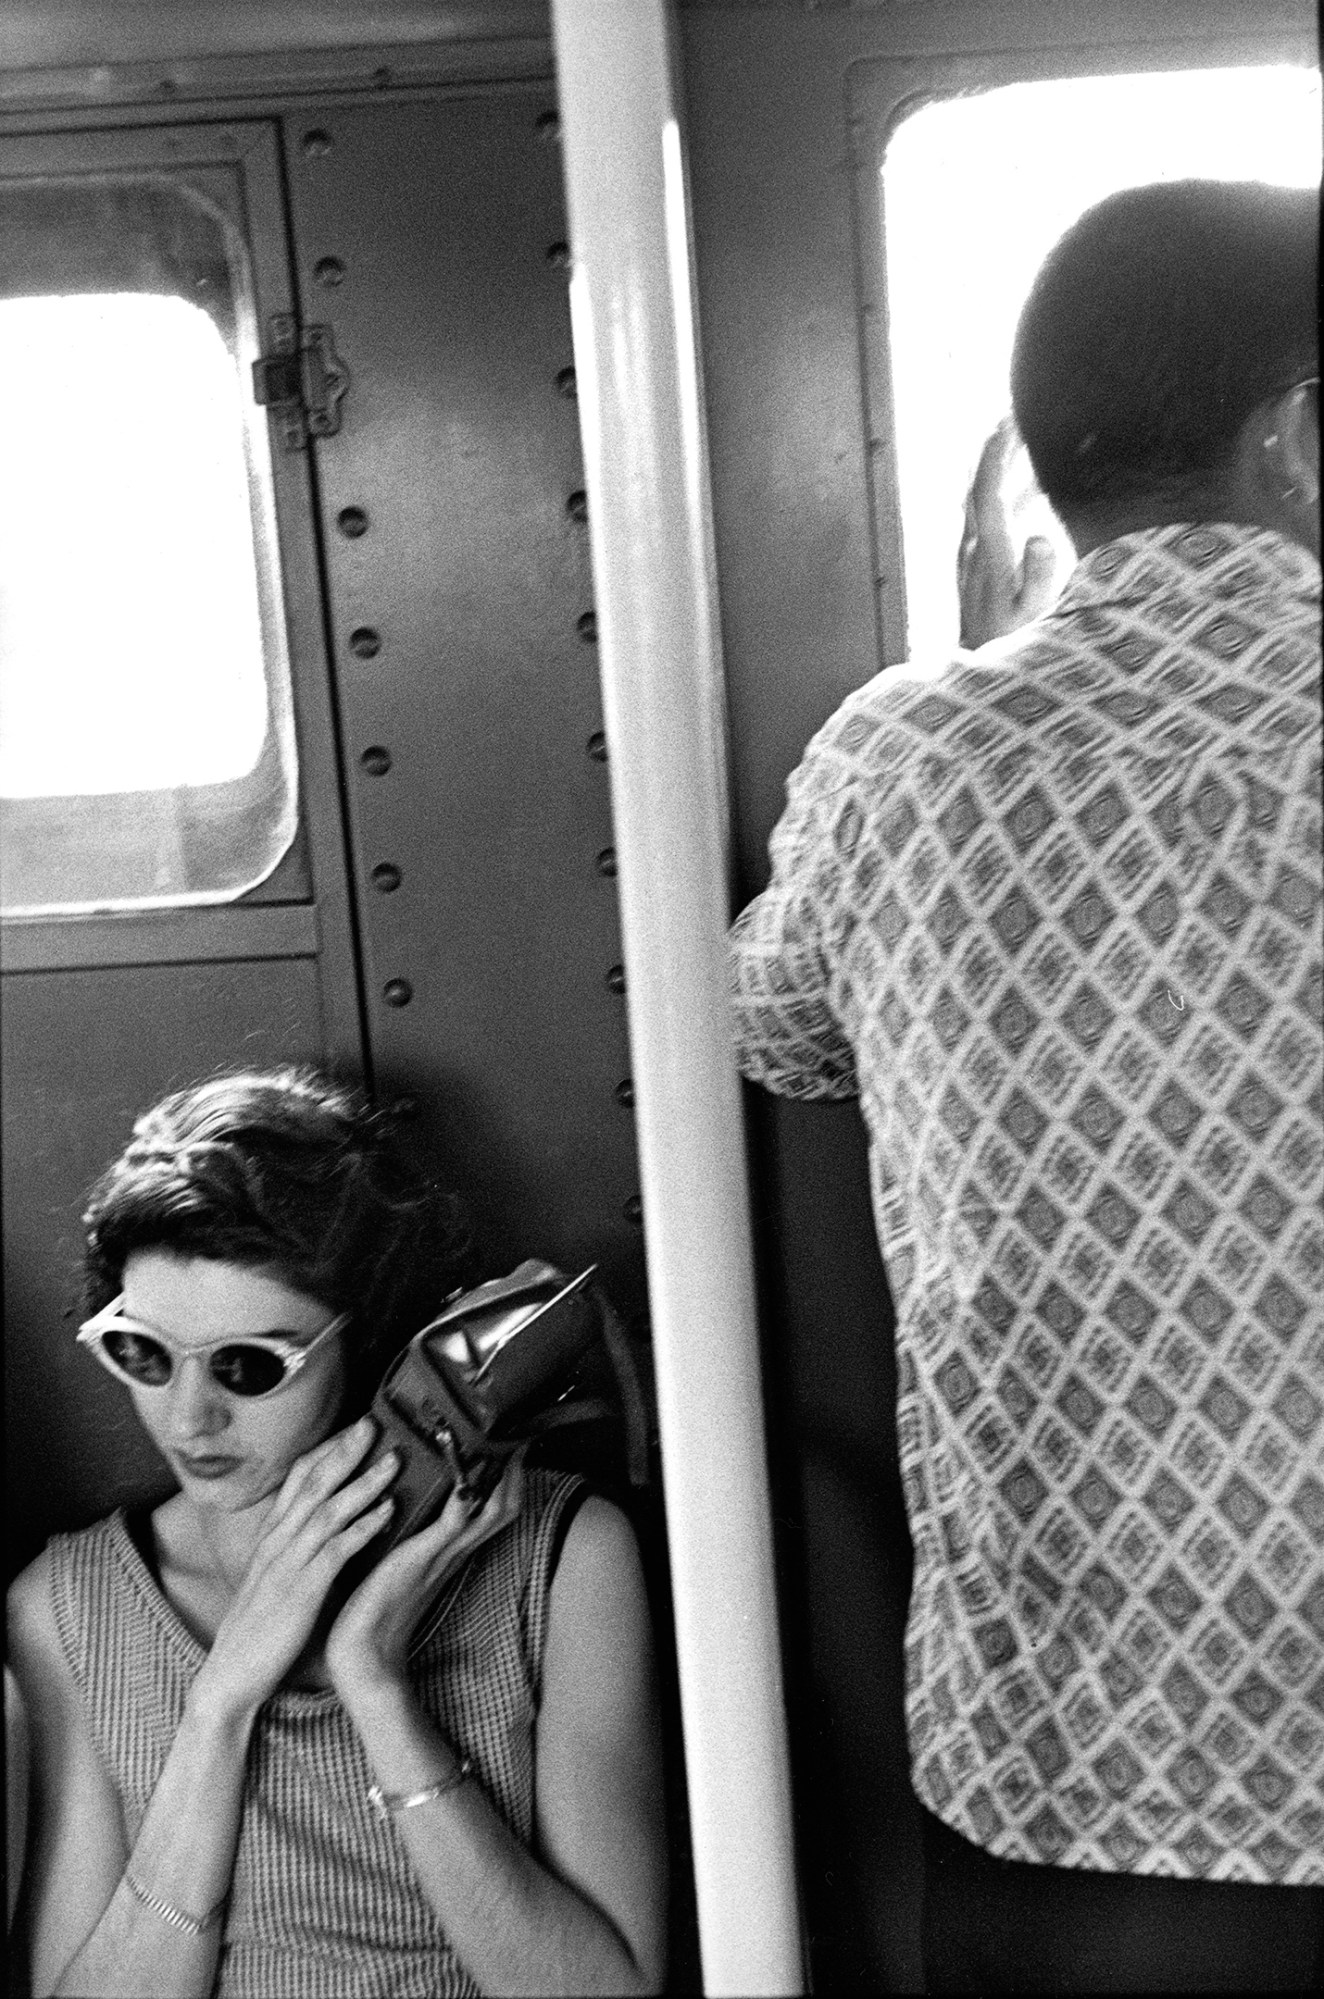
881,65,1322,659
0,174,297,915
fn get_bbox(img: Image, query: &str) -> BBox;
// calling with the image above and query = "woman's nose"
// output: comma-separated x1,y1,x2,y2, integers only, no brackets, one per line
168,1357,231,1438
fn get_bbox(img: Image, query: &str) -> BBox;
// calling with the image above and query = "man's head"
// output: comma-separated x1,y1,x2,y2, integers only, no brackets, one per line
1011,179,1319,556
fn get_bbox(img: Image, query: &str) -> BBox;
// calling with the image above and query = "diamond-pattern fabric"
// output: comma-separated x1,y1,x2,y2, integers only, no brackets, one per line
731,525,1322,1883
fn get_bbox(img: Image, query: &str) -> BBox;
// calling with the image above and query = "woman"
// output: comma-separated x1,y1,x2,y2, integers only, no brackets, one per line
7,1068,666,1998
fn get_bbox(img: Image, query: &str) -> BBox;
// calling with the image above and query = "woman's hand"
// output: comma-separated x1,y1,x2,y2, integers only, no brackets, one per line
197,1416,399,1719
325,1454,526,1701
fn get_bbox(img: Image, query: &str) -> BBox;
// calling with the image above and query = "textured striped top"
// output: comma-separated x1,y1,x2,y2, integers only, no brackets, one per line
48,1468,586,1998
732,524,1323,1883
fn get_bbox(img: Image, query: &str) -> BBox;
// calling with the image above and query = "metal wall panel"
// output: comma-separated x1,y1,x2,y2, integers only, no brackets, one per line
2,959,326,1573
283,90,645,1307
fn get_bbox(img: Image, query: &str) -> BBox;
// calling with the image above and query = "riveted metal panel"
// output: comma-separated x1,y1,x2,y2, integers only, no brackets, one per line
284,90,644,1305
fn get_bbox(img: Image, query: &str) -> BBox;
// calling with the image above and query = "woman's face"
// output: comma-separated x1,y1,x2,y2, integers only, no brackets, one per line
119,1249,348,1512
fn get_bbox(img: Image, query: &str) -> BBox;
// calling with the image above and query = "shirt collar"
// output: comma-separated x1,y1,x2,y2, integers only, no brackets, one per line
1055,521,1321,618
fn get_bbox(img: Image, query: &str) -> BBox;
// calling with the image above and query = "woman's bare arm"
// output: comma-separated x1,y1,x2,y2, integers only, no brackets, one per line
530,1495,668,1989
6,1663,31,1931
330,1492,667,1996
8,1549,248,1999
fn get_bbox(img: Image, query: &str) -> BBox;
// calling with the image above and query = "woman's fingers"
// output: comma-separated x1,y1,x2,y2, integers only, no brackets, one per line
266,1416,380,1529
277,1450,400,1576
313,1492,397,1578
325,1455,529,1689
361,1454,524,1592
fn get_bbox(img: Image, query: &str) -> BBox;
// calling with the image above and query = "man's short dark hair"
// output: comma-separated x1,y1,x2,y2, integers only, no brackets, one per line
1011,179,1319,516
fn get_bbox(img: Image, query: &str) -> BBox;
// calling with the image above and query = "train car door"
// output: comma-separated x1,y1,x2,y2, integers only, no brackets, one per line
1,117,360,1558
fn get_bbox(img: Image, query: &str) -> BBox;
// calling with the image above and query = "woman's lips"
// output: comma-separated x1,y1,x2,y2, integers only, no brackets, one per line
176,1452,243,1480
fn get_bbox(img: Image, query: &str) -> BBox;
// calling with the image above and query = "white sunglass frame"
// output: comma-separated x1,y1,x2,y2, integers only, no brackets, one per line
76,1292,350,1395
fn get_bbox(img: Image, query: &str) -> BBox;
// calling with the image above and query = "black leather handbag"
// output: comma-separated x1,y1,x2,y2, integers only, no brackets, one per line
364,1259,648,1555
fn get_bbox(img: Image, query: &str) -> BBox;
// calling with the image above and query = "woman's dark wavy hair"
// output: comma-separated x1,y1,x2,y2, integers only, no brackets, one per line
1012,179,1319,515
82,1067,470,1395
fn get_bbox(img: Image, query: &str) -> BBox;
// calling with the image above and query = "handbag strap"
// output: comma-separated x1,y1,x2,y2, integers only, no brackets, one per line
589,1283,650,1487
504,1281,649,1487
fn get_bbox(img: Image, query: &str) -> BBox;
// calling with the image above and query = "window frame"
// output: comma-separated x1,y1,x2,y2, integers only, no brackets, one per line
0,151,302,917
0,119,357,1064
849,25,1321,673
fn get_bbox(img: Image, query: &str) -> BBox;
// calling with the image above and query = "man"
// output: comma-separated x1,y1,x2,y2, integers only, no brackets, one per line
730,181,1321,1990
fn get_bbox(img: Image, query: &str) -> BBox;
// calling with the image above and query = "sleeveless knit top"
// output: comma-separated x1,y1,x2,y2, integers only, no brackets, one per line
47,1468,586,1999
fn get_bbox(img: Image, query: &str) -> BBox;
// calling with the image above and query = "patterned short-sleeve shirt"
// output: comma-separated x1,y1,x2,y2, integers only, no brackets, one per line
730,523,1323,1884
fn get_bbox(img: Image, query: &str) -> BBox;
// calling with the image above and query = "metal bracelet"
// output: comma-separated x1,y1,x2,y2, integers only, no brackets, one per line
368,1754,473,1821
125,1870,224,1936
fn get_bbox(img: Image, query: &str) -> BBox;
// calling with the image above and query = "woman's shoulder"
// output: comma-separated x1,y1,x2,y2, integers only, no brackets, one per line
420,1469,604,1666
9,1513,124,1617
7,1543,71,1706
7,1542,55,1648
8,1511,145,1680
548,1492,644,1610
38,1508,133,1582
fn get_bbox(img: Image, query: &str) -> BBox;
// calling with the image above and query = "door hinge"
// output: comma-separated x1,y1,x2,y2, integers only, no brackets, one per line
252,315,350,450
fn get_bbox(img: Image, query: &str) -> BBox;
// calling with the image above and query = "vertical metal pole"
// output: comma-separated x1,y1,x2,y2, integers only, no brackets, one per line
550,4,803,1994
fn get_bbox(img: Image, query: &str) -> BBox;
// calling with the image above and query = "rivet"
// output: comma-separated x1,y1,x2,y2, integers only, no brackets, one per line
302,128,333,158
623,1193,644,1226
383,978,412,1007
372,65,392,88
156,76,178,98
577,611,597,643
605,963,626,995
361,746,392,776
314,255,345,287
349,626,382,659
371,862,402,893
535,110,561,141
546,241,571,270
595,847,617,878
587,731,607,763
338,506,369,538
556,367,577,400
614,1079,635,1109
566,489,588,524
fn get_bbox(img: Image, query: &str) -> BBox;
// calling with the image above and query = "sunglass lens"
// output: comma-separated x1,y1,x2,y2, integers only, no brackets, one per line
101,1327,173,1386
211,1345,288,1396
